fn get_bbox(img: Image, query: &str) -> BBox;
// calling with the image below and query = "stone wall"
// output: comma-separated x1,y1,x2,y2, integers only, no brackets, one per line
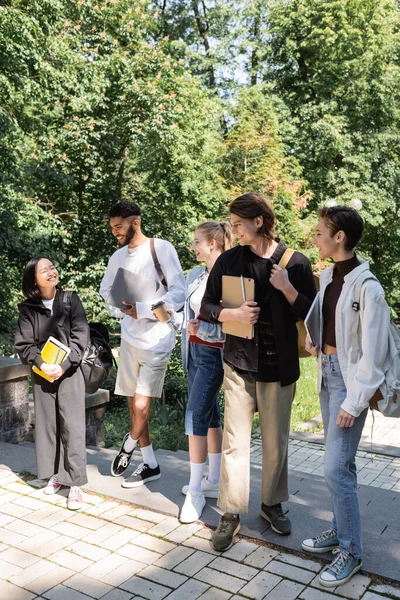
0,358,31,443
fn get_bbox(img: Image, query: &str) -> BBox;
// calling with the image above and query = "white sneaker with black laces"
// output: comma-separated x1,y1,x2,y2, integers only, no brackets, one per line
180,491,206,523
121,463,161,488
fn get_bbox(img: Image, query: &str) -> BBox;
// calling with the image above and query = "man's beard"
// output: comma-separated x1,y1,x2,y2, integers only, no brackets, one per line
121,224,136,246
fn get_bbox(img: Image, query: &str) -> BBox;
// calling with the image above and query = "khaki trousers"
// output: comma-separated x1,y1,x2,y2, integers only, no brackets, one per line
218,363,295,514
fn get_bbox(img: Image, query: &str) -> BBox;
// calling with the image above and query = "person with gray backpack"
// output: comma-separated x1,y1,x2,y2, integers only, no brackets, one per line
303,205,395,587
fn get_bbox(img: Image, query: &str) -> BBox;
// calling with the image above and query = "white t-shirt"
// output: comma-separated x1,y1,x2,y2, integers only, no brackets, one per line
100,238,185,352
189,272,208,317
41,298,55,315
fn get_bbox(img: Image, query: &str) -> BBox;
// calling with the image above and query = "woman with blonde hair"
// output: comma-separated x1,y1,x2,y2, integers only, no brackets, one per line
165,221,235,523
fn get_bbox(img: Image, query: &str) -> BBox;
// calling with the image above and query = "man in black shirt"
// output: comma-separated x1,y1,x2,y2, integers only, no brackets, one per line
201,192,317,551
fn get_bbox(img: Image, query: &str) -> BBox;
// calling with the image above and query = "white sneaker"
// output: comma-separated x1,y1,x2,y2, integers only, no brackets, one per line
44,474,62,495
67,486,83,510
182,476,219,499
179,491,206,524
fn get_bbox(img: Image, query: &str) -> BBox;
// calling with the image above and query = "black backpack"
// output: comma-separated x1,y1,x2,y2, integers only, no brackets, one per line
61,292,114,394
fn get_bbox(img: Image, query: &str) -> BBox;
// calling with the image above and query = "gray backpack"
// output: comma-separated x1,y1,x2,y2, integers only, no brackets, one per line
351,271,400,417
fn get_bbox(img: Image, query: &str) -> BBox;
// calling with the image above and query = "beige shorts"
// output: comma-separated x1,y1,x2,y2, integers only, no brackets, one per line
115,339,171,398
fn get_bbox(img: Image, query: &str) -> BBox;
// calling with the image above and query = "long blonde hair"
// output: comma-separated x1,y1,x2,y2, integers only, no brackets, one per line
196,221,235,252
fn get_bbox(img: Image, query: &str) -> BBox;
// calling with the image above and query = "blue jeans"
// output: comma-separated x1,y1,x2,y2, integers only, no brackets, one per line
320,354,368,559
186,343,223,436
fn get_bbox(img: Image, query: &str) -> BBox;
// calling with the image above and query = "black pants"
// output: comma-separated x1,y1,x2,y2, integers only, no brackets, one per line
32,367,87,487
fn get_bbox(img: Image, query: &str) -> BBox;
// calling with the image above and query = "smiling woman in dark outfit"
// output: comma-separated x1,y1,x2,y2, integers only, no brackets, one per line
15,257,89,510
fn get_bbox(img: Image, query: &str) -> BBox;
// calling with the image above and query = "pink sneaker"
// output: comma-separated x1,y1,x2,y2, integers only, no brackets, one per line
44,475,62,495
67,486,83,510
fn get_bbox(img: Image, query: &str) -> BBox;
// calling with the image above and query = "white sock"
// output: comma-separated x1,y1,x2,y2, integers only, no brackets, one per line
208,452,221,485
188,461,206,493
140,444,158,469
123,434,137,453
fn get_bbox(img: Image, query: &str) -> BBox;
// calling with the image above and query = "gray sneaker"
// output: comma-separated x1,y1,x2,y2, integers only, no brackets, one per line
302,529,339,554
260,503,291,535
211,513,240,552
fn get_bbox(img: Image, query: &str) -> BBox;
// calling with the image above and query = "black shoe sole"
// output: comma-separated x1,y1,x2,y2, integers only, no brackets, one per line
211,522,241,552
260,509,291,535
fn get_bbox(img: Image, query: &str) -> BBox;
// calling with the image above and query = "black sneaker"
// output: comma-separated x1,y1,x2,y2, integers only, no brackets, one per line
211,513,240,552
122,463,161,488
260,502,291,535
110,433,134,477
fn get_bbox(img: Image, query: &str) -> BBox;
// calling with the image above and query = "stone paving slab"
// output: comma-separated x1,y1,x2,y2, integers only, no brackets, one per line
1,441,399,587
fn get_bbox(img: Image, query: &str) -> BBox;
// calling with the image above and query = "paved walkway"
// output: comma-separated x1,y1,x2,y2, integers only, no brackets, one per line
0,465,400,600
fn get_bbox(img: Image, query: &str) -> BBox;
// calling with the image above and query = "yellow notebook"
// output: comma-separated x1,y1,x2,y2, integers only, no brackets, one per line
32,336,71,382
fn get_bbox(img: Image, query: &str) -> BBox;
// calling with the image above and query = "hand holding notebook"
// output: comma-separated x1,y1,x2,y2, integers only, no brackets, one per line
32,336,71,383
221,275,256,339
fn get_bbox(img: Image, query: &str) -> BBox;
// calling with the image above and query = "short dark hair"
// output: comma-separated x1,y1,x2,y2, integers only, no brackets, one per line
109,201,141,219
229,192,275,242
318,205,364,251
22,257,53,301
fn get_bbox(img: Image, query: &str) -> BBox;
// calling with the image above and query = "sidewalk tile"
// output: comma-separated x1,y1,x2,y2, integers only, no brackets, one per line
9,558,57,586
101,591,133,600
182,535,222,555
98,504,133,521
1,546,41,568
309,573,337,592
194,566,245,593
0,541,8,551
222,539,259,561
81,522,123,545
81,553,128,580
0,512,15,527
4,517,46,537
114,515,153,531
102,527,141,550
131,508,167,523
22,504,63,525
355,593,387,600
62,572,113,598
85,500,120,516
244,546,279,568
48,549,94,571
52,521,94,540
0,556,23,578
265,559,315,584
66,513,106,530
66,540,111,562
42,584,94,599
332,573,371,599
80,492,105,506
30,534,76,558
0,526,28,545
299,588,344,599
199,590,231,600
173,550,214,576
120,575,172,599
101,558,145,586
164,578,209,599
138,564,187,589
3,481,35,495
13,495,45,510
276,551,322,573
370,584,400,598
146,516,180,537
116,543,161,565
0,501,32,518
208,555,258,580
154,546,195,570
194,528,213,540
132,533,176,554
166,523,203,543
14,529,59,552
0,580,36,600
265,579,305,599
25,566,75,595
239,571,282,599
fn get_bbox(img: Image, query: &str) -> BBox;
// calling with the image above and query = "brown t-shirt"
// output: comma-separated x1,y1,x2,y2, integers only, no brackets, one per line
322,255,361,347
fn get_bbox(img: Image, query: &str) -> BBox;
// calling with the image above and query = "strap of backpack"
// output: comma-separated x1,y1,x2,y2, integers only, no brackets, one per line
278,248,295,270
58,290,73,327
150,238,167,288
350,271,377,363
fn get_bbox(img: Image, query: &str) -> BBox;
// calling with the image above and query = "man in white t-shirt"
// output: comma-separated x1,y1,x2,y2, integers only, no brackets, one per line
100,202,185,487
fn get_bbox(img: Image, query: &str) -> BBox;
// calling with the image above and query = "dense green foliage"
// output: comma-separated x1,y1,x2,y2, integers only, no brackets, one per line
1,0,399,353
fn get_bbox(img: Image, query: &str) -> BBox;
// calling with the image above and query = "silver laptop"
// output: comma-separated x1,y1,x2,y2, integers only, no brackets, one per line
107,268,165,310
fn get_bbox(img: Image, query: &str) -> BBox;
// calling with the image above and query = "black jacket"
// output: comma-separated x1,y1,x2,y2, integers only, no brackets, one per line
15,288,89,374
200,242,317,386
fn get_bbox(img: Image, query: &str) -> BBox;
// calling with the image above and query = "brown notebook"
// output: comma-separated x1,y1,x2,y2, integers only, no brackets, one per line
221,275,255,339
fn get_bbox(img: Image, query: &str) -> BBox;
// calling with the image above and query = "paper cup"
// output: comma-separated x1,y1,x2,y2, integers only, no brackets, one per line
151,301,170,323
